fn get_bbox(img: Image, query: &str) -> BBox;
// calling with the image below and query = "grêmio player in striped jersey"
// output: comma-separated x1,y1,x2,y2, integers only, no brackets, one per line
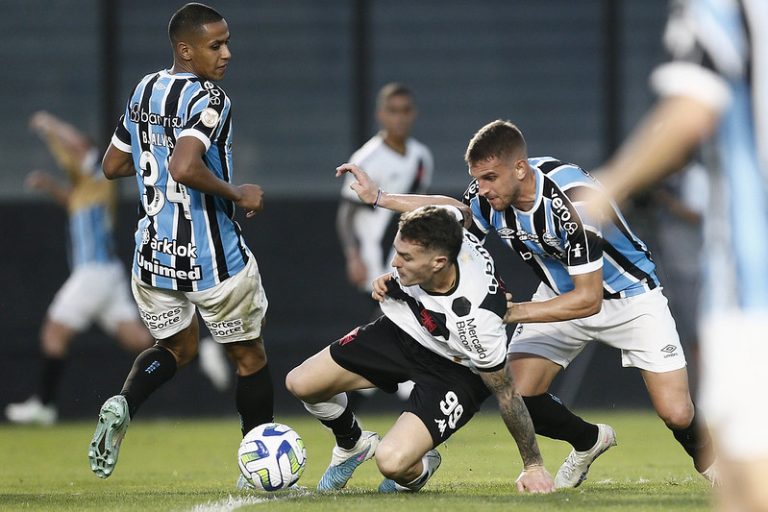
87,3,274,482
462,120,714,487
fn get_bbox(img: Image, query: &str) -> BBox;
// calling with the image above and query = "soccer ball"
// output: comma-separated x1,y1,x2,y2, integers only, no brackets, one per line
237,422,307,491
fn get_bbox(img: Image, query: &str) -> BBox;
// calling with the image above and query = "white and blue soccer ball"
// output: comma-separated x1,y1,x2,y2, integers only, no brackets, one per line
237,422,307,491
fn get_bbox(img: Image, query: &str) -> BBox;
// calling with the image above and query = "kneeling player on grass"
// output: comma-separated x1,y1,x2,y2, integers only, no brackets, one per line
286,172,554,494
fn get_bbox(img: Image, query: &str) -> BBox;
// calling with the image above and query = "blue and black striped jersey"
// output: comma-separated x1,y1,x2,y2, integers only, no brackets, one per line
463,157,659,299
111,69,249,292
654,0,768,313
66,150,117,269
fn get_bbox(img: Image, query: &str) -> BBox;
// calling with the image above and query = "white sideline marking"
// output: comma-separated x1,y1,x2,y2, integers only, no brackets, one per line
188,495,269,512
187,487,312,512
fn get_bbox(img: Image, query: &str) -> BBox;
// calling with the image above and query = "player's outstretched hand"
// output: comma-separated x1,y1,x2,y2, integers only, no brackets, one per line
336,163,380,205
371,273,394,302
29,110,55,135
515,465,555,494
237,184,264,218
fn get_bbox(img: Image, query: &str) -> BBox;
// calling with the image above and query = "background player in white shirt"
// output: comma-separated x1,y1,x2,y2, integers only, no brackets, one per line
337,82,434,292
337,83,433,402
288,166,553,494
595,1,768,508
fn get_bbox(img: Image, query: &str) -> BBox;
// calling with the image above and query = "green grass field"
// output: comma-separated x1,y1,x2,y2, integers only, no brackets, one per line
0,410,712,511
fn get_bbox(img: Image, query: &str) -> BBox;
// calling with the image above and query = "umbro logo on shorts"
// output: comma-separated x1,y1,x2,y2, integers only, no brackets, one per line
660,344,677,354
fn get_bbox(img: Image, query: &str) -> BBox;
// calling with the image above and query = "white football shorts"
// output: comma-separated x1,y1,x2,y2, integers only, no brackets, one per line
699,311,768,459
48,261,139,334
131,254,268,343
508,283,686,372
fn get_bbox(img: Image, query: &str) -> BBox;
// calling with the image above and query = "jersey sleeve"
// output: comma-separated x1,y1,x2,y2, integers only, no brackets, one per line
557,183,603,276
110,113,132,153
178,81,230,151
462,180,491,242
650,0,735,112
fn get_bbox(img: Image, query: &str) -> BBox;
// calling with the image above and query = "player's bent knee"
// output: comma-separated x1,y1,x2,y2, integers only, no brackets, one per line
375,441,411,480
284,367,312,400
657,403,694,429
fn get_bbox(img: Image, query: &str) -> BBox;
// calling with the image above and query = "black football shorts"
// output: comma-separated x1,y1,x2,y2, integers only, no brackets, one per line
329,315,493,446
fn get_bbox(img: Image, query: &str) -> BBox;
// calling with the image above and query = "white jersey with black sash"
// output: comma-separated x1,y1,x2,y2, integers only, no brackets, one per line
380,225,508,374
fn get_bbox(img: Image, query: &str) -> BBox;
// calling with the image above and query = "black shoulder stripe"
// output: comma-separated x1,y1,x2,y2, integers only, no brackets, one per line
538,159,566,174
200,80,228,114
185,90,208,120
562,184,595,203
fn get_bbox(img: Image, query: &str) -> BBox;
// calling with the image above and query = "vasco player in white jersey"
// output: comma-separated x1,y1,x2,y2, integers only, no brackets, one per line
87,3,273,480
337,83,433,293
286,164,554,495
596,1,768,508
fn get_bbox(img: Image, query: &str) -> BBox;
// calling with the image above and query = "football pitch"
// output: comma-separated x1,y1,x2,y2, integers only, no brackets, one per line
0,410,711,511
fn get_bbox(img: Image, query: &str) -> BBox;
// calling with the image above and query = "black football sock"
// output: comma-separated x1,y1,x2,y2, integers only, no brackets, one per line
671,409,713,472
523,393,599,451
120,345,177,418
320,406,362,450
39,355,66,405
236,364,275,436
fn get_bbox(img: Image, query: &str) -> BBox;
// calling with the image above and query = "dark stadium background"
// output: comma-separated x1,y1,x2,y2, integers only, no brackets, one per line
0,0,673,419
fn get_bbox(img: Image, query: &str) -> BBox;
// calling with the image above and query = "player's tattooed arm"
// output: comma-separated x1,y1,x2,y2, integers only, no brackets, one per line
481,365,555,493
480,365,543,468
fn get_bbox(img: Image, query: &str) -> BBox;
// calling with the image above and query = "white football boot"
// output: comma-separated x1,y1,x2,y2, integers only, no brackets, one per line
5,396,57,426
555,423,617,488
